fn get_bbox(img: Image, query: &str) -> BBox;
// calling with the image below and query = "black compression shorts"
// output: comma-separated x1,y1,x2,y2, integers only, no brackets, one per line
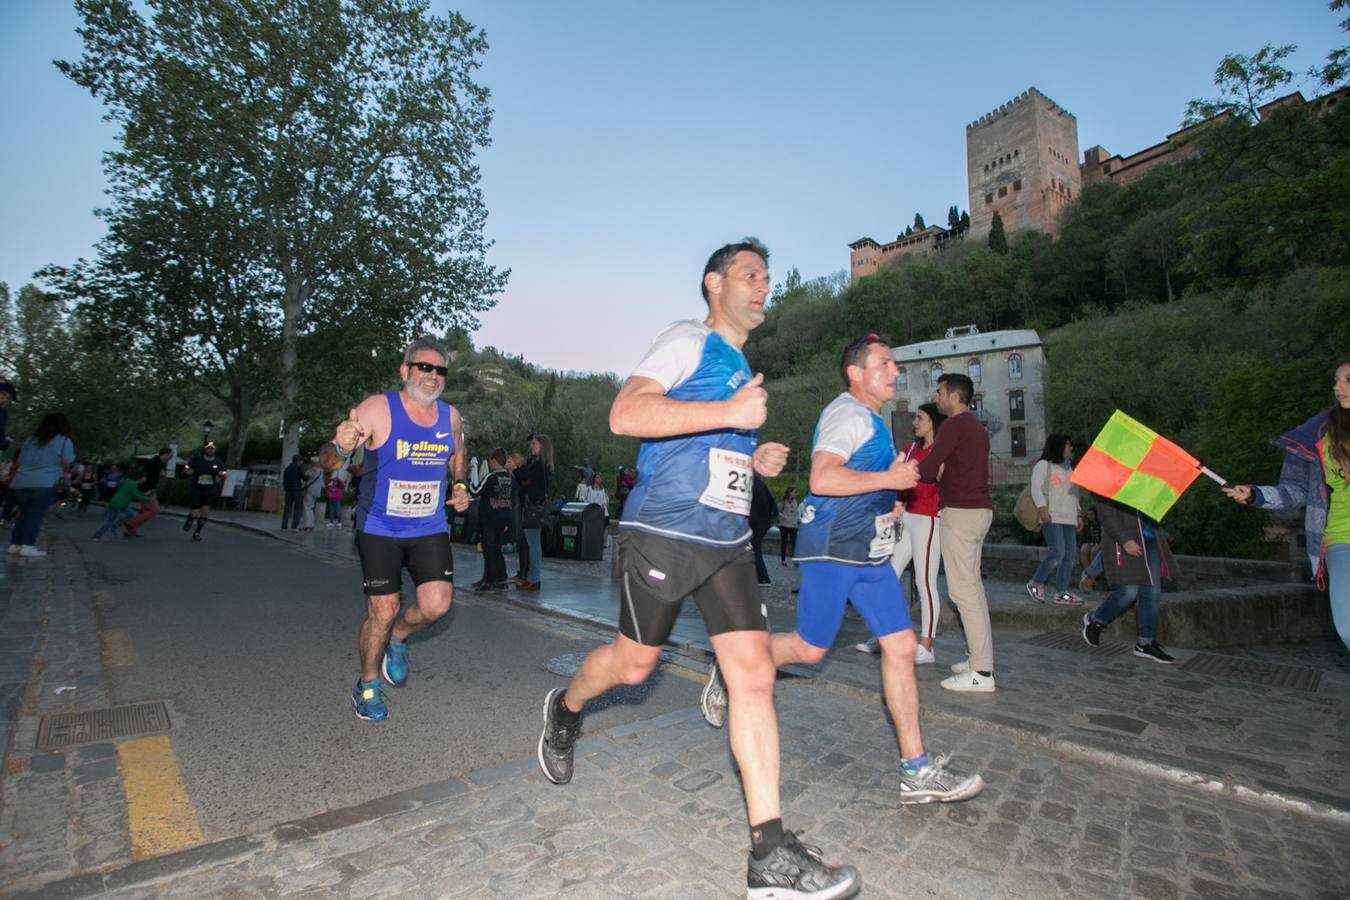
355,530,454,596
615,529,766,647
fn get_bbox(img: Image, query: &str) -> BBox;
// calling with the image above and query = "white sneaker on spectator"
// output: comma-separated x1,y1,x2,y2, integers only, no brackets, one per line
941,670,996,693
915,645,936,665
950,658,970,674
19,545,48,558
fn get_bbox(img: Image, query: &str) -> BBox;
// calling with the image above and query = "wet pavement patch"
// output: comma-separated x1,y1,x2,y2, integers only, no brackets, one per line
35,701,170,750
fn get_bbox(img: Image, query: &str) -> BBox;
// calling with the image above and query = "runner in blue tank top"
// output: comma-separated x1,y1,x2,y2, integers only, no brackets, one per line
535,239,861,899
321,338,469,723
704,336,985,808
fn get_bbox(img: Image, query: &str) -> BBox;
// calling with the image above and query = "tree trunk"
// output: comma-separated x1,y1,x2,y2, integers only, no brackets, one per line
278,275,309,471
225,374,252,469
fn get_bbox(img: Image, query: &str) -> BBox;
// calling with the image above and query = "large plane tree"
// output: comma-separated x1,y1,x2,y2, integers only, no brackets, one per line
49,0,507,465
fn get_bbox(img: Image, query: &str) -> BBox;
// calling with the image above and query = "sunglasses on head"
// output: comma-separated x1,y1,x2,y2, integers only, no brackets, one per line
409,361,448,376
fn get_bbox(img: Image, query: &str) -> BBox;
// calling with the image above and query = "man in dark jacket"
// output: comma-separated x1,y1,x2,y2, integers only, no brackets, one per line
1081,496,1180,663
281,454,306,530
472,448,516,590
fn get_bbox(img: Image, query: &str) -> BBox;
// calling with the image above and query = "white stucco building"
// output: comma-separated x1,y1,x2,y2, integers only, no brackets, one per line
884,325,1047,485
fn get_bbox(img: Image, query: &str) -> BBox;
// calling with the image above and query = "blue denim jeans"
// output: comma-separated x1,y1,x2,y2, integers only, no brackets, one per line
93,506,134,539
524,527,542,581
1326,543,1349,652
11,487,56,548
1090,538,1162,642
1031,523,1078,593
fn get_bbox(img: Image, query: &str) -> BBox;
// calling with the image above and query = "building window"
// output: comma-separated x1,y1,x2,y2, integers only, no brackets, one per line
1013,179,1022,191
1008,353,1022,379
930,362,943,386
1011,427,1026,458
998,186,1007,198
971,393,984,420
1009,390,1024,421
897,367,907,390
984,193,993,205
1014,149,1019,157
968,358,981,383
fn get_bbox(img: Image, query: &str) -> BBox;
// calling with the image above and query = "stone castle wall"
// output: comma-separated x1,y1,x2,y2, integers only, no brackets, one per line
966,88,1081,239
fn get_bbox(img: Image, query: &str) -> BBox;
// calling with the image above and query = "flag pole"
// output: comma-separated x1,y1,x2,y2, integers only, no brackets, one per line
1197,464,1226,486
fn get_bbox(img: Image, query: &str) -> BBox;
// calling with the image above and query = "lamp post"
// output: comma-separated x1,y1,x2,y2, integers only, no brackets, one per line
201,419,214,449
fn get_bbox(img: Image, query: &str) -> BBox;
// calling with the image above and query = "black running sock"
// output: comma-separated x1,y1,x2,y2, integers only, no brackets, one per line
749,818,785,859
194,520,205,534
976,670,992,677
554,691,581,725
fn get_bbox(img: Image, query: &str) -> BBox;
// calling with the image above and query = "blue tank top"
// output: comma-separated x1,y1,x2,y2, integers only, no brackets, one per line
356,393,455,538
620,322,758,547
795,393,897,566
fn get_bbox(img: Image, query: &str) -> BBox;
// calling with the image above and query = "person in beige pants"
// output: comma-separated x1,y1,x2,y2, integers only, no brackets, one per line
916,373,997,693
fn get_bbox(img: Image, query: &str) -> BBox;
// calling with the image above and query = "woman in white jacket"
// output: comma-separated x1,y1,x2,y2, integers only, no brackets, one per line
1026,433,1083,605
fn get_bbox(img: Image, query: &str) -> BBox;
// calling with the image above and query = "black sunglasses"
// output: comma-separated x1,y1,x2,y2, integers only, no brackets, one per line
409,361,448,376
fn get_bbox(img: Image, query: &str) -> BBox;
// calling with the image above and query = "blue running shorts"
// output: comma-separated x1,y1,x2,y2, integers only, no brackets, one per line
796,561,912,650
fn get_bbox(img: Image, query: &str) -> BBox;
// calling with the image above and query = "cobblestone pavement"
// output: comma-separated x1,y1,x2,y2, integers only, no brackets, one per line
20,681,1350,899
1,540,133,891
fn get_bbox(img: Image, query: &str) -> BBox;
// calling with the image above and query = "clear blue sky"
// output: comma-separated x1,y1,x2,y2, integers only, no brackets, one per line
1,1,1342,376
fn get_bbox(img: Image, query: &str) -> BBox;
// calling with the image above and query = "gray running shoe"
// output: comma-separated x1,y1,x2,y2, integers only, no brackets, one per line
898,753,984,804
700,657,727,728
537,688,582,784
747,832,860,900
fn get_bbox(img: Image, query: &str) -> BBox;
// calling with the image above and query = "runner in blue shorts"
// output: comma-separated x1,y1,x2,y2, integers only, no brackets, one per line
704,334,984,805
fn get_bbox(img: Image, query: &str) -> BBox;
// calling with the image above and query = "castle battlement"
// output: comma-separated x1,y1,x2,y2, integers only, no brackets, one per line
967,87,1076,131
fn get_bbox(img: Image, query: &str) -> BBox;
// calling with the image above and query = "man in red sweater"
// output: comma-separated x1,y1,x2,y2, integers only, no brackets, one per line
917,373,997,692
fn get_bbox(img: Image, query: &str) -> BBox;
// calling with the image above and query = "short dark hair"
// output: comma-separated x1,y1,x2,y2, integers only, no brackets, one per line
701,237,769,303
159,447,172,456
0,381,16,400
937,372,974,405
489,447,507,465
292,454,302,463
839,334,890,388
1039,433,1072,464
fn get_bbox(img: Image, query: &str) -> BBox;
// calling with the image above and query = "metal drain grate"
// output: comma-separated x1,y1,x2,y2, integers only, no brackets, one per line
1179,653,1321,692
1023,630,1131,657
36,701,170,750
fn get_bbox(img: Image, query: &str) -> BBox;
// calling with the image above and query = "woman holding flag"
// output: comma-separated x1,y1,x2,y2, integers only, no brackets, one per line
1223,358,1350,652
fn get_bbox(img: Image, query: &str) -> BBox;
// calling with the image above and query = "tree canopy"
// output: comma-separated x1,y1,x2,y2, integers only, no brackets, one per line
44,0,506,465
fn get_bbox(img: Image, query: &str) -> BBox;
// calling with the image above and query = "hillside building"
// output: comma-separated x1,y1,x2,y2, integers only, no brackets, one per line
884,325,1047,485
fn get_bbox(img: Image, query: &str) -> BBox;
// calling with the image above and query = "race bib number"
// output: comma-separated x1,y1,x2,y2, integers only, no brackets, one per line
385,479,440,518
197,474,215,486
698,449,753,516
869,512,898,558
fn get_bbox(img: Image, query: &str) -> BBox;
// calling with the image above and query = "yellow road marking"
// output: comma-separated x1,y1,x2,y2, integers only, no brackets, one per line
102,629,137,667
116,735,203,859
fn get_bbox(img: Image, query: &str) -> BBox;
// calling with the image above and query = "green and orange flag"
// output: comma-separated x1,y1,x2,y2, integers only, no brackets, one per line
1070,411,1209,521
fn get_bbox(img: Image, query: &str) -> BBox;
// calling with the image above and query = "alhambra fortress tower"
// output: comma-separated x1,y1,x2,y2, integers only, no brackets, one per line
966,87,1081,239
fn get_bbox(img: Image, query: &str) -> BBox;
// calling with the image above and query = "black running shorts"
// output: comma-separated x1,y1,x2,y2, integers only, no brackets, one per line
187,489,218,509
355,530,455,596
615,530,766,647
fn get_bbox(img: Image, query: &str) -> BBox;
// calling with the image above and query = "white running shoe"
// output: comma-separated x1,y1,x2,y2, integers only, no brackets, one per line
915,645,935,665
950,658,970,674
19,545,48,558
941,670,996,693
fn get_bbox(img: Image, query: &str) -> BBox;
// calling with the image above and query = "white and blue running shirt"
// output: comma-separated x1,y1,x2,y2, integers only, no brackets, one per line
794,393,898,565
619,320,758,546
